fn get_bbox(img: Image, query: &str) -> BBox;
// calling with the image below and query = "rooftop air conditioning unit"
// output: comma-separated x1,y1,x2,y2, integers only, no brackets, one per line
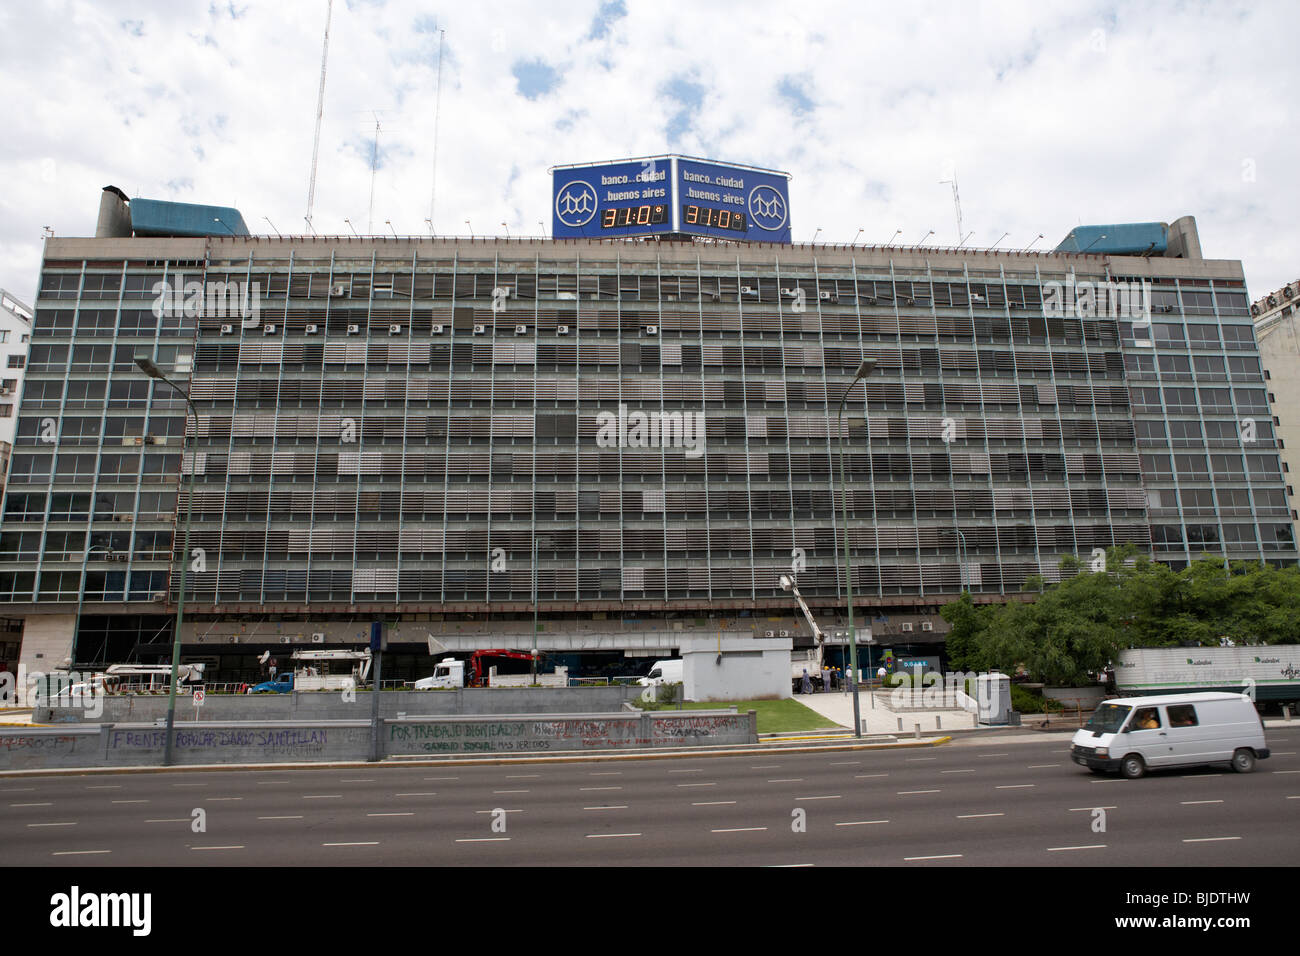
220,324,233,334
921,621,933,632
764,630,775,638
331,284,348,297
347,324,360,334
778,629,790,638
819,290,833,300
739,286,755,295
263,323,277,334
431,324,445,334
305,324,319,334
389,324,402,334
557,325,570,335
515,325,528,334
1268,295,1278,307
1285,285,1295,299
902,622,914,632
473,325,486,334
645,325,658,335
311,632,325,644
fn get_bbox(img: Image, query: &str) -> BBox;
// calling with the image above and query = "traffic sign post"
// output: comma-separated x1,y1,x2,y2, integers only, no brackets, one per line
192,689,205,720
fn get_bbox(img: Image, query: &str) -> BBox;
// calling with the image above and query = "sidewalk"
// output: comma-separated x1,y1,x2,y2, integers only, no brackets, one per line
794,687,979,735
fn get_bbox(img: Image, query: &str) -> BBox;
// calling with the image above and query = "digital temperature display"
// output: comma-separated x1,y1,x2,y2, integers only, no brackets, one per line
682,205,747,232
601,204,668,229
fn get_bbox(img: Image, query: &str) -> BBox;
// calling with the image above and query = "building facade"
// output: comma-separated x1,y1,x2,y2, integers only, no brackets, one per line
1,197,1293,681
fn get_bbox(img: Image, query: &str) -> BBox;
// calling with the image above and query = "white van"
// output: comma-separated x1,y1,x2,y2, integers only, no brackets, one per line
637,659,683,687
1071,692,1269,779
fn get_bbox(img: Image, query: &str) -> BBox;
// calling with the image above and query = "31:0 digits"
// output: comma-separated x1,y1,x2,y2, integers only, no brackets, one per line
601,204,668,228
683,205,747,232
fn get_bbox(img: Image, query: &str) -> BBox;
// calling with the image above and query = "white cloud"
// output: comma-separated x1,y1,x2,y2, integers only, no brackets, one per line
0,0,1296,303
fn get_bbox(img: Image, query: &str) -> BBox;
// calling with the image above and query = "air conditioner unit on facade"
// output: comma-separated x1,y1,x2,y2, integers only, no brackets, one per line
819,290,833,300
921,621,933,632
781,288,796,297
305,324,319,334
473,325,486,334
902,622,914,632
281,636,292,644
264,323,277,334
557,325,570,335
739,286,755,295
331,284,347,297
311,632,325,644
515,325,528,334
220,324,233,334
645,325,658,335
347,324,360,334
152,591,166,600
389,324,402,334
431,324,445,334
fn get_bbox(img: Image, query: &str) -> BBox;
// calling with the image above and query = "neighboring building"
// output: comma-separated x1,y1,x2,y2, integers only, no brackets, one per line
0,188,1293,682
0,289,34,446
1252,278,1300,538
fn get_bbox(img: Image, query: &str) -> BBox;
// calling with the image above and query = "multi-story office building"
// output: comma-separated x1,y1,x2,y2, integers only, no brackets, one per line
0,289,34,444
1,188,1293,681
1252,279,1300,540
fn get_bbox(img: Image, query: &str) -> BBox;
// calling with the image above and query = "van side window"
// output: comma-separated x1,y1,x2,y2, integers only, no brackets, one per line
1131,707,1162,730
1167,704,1198,728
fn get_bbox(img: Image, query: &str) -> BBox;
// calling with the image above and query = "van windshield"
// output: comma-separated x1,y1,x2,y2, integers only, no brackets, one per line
1085,702,1131,734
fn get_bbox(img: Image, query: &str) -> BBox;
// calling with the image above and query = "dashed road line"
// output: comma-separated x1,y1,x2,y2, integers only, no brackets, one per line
897,789,940,795
395,792,438,797
323,842,379,847
996,785,1036,790
585,833,640,839
28,822,77,828
1181,800,1224,805
712,827,767,833
52,850,109,856
1048,844,1106,852
367,812,415,817
10,802,52,807
692,801,736,806
257,815,304,820
456,837,510,843
583,805,628,810
192,845,245,851
836,820,889,827
796,795,842,801
578,786,622,791
942,769,977,774
111,800,148,804
958,813,1004,819
1183,836,1241,843
303,794,343,799
677,783,716,788
905,854,962,861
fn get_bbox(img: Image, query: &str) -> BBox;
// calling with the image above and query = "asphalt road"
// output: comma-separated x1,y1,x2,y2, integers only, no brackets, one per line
4,728,1299,866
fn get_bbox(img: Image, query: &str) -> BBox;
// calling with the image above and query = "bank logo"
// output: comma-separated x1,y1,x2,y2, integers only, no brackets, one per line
555,181,598,227
748,185,787,231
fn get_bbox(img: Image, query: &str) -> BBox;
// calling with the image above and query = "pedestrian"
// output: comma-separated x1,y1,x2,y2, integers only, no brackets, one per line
801,669,812,695
821,665,831,694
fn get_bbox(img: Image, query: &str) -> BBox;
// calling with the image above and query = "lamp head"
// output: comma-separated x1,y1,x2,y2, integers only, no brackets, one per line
134,356,162,379
853,358,877,380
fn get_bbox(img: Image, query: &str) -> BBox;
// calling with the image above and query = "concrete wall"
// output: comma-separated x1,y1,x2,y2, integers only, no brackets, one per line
35,684,644,724
0,710,757,770
18,614,76,673
680,636,791,701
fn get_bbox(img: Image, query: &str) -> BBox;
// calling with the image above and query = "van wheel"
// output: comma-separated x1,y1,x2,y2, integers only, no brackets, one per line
1231,749,1256,773
1121,755,1146,779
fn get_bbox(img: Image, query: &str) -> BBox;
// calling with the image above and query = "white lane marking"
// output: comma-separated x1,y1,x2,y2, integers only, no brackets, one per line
303,794,342,799
85,785,122,790
145,818,191,823
494,790,529,794
958,813,1004,819
692,801,736,806
1181,800,1224,805
323,842,379,847
52,850,110,856
192,845,245,851
1048,844,1107,852
456,837,511,843
1183,836,1241,843
1272,770,1300,774
1287,795,1300,800
897,790,940,795
1027,764,1061,769
905,854,962,861
767,778,804,783
978,753,1010,757
171,783,207,787
906,757,938,762
1179,773,1224,778
829,761,859,766
589,771,622,776
855,773,889,779
712,827,767,833
1272,751,1296,756
10,802,52,807
677,783,716,788
28,822,77,828
395,792,438,797
424,776,458,781
942,770,977,774
1069,806,1117,812
111,800,148,804
367,812,415,817
339,778,374,783
584,805,628,810
836,820,889,826
209,797,243,802
585,833,640,839
474,809,523,814
770,863,815,867
257,815,304,820
669,769,703,774
796,795,842,801
256,780,292,785
0,787,35,792
506,774,540,779
1090,779,1127,784
751,765,780,769
996,785,1036,790
579,786,622,791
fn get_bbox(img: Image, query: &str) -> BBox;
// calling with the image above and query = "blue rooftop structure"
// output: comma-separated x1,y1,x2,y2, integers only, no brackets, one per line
1055,222,1168,256
128,196,250,237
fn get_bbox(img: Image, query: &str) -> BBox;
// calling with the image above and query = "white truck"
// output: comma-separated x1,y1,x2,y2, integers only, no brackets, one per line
1112,646,1300,708
290,648,372,692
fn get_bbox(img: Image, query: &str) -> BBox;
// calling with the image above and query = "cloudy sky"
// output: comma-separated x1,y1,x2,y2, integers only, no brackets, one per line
0,0,1296,306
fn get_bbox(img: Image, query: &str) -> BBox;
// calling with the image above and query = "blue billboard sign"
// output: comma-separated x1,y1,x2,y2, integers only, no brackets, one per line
551,155,791,243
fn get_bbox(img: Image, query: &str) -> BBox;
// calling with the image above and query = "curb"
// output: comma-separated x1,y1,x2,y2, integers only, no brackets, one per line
0,735,954,778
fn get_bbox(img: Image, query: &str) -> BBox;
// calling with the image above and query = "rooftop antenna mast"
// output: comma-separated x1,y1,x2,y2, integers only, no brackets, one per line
428,28,445,233
939,173,963,247
367,112,382,234
305,0,333,235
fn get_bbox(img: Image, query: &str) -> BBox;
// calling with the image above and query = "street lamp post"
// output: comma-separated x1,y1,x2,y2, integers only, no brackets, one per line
837,358,877,738
135,357,198,767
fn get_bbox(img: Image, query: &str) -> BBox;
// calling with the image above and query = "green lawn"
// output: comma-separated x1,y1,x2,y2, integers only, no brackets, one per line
634,698,841,734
